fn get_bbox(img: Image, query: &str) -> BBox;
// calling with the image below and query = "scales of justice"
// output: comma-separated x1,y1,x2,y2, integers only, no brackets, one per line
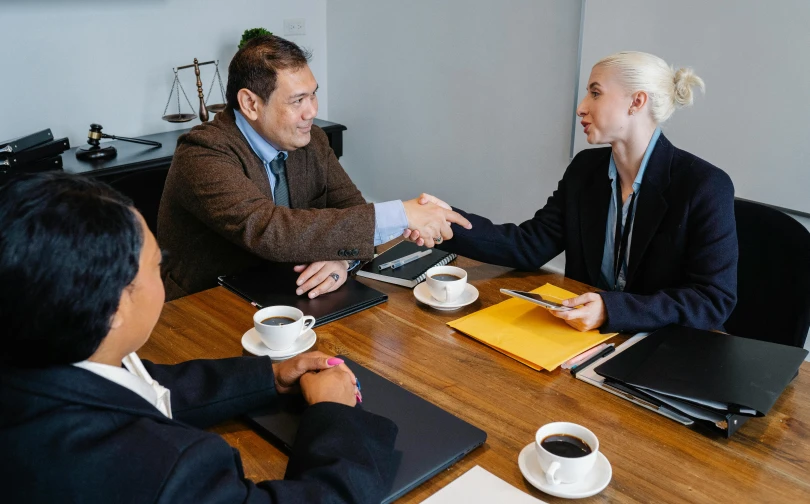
76,58,226,161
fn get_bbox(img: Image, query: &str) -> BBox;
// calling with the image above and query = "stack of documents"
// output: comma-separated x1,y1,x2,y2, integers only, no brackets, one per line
447,284,616,370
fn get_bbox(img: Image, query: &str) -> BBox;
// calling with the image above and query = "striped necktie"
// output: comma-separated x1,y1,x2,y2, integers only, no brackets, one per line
269,153,290,207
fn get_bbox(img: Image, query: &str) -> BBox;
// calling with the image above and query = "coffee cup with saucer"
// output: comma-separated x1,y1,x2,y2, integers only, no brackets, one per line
414,265,479,310
242,306,317,359
518,422,612,499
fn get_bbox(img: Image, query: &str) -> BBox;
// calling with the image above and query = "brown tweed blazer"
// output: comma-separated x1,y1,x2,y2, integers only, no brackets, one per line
157,108,375,300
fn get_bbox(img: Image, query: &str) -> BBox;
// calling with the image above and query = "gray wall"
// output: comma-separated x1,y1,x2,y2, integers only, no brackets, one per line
327,0,582,237
0,0,328,148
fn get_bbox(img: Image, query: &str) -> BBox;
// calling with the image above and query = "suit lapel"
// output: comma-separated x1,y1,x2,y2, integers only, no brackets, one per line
221,109,274,199
579,151,613,285
625,134,673,286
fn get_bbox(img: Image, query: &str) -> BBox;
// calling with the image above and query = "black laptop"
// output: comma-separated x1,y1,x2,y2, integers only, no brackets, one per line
218,263,388,327
246,356,487,503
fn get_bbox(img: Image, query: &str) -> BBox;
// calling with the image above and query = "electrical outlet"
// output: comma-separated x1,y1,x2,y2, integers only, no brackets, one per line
283,18,306,36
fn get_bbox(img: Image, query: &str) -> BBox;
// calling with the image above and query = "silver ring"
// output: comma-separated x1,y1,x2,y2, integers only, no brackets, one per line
330,273,340,282
435,236,443,244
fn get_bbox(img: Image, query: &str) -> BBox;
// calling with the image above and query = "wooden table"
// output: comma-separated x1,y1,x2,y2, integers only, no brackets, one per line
141,257,810,503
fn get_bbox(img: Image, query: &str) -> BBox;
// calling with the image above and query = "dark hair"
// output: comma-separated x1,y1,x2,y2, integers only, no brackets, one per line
225,34,312,110
0,172,143,368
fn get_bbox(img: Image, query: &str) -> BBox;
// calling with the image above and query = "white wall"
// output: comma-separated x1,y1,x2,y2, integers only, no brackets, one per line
0,0,328,148
327,0,583,234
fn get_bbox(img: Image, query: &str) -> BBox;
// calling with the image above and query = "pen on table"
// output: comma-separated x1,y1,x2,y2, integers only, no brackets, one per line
570,344,615,377
562,343,609,369
378,249,432,270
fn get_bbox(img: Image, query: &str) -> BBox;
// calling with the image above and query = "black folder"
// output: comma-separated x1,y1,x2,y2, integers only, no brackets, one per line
0,138,70,167
0,129,53,154
218,263,388,327
595,325,807,420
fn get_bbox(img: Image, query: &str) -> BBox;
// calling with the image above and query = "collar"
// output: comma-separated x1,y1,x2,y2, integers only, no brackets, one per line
608,126,662,192
73,352,171,418
234,110,288,163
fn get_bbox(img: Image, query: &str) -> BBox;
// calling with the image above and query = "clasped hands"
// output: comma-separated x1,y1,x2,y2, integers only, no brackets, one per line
402,193,470,247
273,351,362,406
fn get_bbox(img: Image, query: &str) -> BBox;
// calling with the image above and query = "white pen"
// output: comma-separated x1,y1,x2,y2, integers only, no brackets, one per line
379,249,432,270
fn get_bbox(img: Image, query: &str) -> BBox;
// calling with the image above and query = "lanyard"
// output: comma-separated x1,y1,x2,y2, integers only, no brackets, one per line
612,185,636,290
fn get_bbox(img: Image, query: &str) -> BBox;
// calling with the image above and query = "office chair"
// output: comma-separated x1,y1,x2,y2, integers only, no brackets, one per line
724,200,810,348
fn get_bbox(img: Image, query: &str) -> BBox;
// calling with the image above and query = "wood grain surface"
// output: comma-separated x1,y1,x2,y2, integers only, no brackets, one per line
140,257,810,503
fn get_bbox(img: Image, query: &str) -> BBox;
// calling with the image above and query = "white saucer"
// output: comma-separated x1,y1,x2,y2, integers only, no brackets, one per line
518,443,611,499
241,327,317,359
413,282,479,310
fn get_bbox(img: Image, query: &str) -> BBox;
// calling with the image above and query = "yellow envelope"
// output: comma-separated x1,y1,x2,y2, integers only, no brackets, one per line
447,283,616,371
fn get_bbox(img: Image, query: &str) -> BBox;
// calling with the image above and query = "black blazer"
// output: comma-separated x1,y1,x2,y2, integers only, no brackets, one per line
0,357,397,503
441,134,738,333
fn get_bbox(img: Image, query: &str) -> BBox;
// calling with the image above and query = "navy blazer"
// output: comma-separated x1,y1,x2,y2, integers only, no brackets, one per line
440,134,738,333
0,357,397,503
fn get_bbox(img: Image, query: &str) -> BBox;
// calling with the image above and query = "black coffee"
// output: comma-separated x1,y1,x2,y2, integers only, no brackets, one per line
431,274,462,282
541,434,592,458
261,316,296,326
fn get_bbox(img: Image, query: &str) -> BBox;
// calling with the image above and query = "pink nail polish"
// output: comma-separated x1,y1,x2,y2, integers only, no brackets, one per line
327,357,344,366
356,393,363,403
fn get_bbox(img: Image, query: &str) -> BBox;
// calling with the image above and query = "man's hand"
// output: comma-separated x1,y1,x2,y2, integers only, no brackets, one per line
294,261,349,298
300,365,360,407
402,194,471,248
549,292,607,332
272,351,360,403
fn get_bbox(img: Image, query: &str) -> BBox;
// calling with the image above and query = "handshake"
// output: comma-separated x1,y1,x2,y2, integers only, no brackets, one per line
401,193,470,248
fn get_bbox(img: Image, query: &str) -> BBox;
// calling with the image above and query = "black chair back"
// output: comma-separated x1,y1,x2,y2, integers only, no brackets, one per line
725,200,810,348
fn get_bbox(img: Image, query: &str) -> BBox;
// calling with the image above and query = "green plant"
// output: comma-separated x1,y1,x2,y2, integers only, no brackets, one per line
239,28,273,49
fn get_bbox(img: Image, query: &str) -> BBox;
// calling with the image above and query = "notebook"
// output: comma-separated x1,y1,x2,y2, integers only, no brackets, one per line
246,356,487,504
447,283,616,371
357,241,457,288
218,263,388,327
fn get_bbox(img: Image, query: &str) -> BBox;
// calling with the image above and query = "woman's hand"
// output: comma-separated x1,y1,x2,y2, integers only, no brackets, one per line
272,351,357,395
549,292,606,332
300,365,361,407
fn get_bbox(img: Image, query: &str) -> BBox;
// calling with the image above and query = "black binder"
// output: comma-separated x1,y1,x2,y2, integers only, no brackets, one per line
0,129,53,155
357,241,457,288
0,138,70,167
218,263,388,327
594,325,807,435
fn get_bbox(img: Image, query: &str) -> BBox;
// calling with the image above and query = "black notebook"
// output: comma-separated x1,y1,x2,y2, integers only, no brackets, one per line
218,263,388,327
595,325,808,418
357,241,457,288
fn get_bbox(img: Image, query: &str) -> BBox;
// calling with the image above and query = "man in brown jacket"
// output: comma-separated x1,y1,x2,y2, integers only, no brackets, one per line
158,36,470,301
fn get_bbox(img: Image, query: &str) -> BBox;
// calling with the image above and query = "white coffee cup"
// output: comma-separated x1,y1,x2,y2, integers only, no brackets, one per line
535,422,599,485
253,306,315,351
425,265,467,303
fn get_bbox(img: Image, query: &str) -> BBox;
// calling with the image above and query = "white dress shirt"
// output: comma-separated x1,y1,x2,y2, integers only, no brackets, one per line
73,352,172,418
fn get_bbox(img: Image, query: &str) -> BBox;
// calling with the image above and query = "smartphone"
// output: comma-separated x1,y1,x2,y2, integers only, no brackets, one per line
499,289,573,311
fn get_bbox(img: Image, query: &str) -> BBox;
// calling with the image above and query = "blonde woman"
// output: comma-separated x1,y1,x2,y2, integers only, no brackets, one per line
411,52,737,334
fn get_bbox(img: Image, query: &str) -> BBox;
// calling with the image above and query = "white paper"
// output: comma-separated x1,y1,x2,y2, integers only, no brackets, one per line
421,466,547,504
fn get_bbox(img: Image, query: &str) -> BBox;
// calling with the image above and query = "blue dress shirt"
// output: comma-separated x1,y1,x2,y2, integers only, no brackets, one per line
598,127,662,291
234,111,407,250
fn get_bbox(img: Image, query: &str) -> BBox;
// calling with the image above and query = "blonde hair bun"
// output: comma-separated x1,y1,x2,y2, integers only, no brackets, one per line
673,67,705,108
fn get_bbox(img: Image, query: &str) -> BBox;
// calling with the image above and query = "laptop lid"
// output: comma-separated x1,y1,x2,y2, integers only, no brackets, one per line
218,263,388,327
247,356,487,503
